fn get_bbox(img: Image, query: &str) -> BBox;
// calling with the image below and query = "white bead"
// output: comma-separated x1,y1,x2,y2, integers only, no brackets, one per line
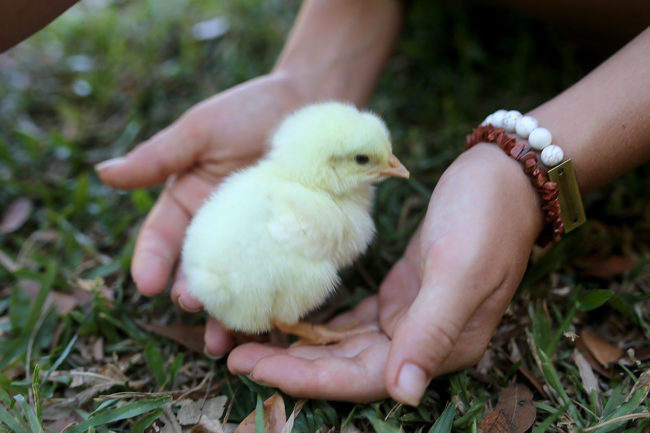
491,110,507,128
481,114,494,126
515,116,538,138
503,110,522,132
529,127,553,150
541,145,564,167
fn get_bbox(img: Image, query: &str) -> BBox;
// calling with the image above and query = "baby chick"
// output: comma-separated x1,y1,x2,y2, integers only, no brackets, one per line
182,101,409,343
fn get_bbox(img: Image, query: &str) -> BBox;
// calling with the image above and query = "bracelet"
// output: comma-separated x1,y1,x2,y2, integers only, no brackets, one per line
466,110,586,246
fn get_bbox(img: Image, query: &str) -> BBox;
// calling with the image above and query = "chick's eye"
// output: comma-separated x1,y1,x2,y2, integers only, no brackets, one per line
354,154,370,165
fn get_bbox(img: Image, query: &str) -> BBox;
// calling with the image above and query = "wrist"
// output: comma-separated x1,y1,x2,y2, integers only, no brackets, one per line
270,0,402,106
271,60,372,106
453,144,545,243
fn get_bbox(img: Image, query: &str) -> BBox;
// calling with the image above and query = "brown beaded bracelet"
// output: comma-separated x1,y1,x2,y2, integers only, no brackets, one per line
465,124,563,246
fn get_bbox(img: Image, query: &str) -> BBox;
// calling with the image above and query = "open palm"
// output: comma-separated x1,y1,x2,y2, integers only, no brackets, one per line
228,144,543,404
97,73,306,350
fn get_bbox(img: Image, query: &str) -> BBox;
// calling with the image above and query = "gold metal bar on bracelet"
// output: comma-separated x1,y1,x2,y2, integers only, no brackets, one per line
547,159,586,233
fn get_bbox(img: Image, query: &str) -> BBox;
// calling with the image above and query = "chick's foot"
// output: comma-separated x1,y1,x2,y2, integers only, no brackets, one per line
273,320,379,345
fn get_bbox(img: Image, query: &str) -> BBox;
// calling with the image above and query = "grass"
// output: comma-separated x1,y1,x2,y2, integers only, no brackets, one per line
1,0,650,431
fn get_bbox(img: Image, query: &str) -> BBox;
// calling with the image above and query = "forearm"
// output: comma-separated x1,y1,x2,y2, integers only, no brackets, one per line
0,0,79,52
528,27,650,194
273,0,402,106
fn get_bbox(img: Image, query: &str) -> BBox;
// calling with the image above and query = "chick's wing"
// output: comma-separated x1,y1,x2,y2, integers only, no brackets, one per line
267,187,345,262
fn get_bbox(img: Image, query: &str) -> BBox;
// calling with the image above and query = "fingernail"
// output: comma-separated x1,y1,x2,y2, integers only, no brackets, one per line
396,363,427,406
203,346,223,360
177,297,199,312
95,157,126,172
249,373,271,387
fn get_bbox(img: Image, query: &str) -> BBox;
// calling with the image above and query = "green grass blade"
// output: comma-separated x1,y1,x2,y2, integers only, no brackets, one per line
538,349,583,427
132,408,163,433
0,404,29,433
31,364,42,426
144,341,165,389
13,395,43,433
531,406,566,433
367,416,404,433
255,394,265,433
42,334,78,383
0,263,57,370
62,396,171,433
577,290,614,311
427,403,455,433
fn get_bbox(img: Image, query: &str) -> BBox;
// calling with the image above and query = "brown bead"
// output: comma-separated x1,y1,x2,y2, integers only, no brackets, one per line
510,142,525,159
542,181,557,191
520,150,537,162
524,158,537,170
542,201,555,211
533,173,548,188
543,190,559,201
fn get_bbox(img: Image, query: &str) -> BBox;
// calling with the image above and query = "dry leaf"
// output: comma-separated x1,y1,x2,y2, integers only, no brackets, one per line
576,256,636,279
138,322,206,354
280,399,306,433
580,329,623,367
633,346,650,361
234,393,286,433
0,198,32,234
178,396,228,426
478,410,512,433
192,415,226,433
575,338,611,378
19,279,81,315
573,350,601,412
495,384,536,433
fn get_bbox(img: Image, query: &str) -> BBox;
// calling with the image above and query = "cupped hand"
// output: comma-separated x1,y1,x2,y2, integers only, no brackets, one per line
227,143,545,404
96,73,306,354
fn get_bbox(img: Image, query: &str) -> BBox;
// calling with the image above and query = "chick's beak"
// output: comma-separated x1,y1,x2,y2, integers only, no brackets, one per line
379,154,410,179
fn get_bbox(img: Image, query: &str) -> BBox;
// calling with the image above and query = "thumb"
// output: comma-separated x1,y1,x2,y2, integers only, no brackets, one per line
96,116,207,189
383,253,491,406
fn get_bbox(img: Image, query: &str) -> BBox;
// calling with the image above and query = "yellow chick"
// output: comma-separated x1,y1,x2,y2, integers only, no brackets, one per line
181,102,409,342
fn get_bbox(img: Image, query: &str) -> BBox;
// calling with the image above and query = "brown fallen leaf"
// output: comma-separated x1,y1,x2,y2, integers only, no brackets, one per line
178,396,228,426
0,197,32,234
575,256,636,279
633,347,650,362
234,393,286,433
138,322,206,354
478,410,512,433
495,384,536,433
574,338,612,378
504,348,547,399
580,329,623,368
18,279,80,315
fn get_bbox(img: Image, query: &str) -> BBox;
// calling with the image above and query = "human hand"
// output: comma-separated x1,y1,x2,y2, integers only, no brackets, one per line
227,143,545,404
96,73,306,354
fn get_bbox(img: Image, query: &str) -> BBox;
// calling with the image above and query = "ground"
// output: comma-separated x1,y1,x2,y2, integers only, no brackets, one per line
1,0,649,432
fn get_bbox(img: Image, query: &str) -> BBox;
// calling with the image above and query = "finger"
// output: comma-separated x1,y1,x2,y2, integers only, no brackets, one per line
96,114,207,189
383,249,497,406
131,188,189,296
204,318,235,358
171,265,202,312
132,173,213,296
229,330,387,374
234,336,391,402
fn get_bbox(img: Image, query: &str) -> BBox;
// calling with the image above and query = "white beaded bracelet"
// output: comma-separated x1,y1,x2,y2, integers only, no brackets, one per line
482,110,565,168
478,109,587,236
